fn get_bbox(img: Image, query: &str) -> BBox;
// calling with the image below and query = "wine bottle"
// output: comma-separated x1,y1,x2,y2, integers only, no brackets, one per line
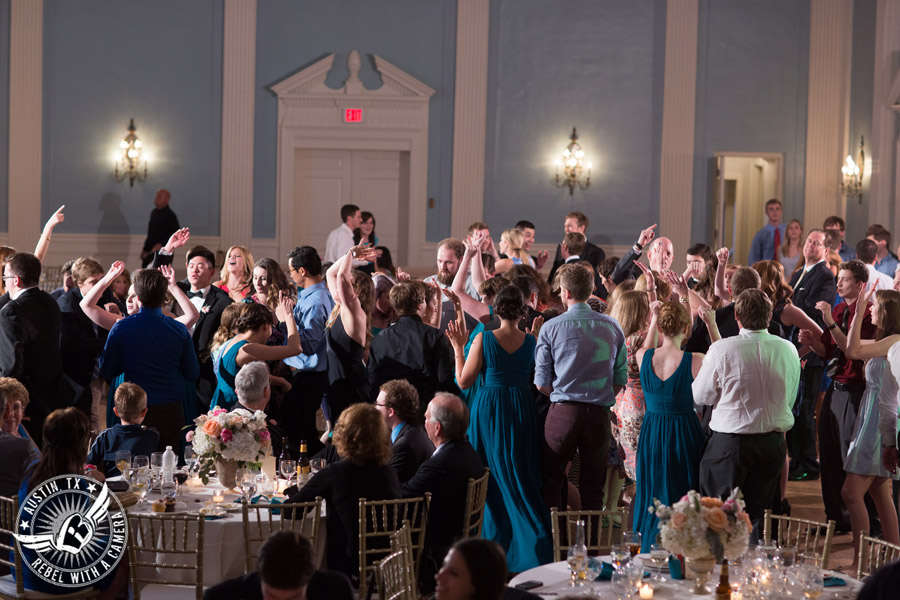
278,437,290,473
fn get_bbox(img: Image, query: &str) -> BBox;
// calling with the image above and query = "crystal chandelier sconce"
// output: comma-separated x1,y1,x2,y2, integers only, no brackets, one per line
553,127,591,195
114,118,148,187
840,136,864,204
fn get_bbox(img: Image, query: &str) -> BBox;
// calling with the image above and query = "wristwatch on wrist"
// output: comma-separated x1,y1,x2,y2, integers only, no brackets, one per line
827,322,838,330
633,242,643,251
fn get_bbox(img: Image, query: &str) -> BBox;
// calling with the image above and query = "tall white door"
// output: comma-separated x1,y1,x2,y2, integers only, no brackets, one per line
293,149,406,262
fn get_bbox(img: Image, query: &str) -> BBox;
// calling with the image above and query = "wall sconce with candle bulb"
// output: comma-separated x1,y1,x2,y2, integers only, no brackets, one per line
840,136,864,204
553,127,591,195
113,118,148,187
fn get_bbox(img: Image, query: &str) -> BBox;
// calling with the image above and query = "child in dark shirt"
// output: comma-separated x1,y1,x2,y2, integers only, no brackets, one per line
87,382,160,476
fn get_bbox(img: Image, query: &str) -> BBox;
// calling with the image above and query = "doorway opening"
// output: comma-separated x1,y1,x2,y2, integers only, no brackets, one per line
713,152,784,265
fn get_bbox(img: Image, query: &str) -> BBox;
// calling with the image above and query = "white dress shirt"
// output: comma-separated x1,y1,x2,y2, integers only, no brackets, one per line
692,329,800,434
187,285,211,334
879,341,900,446
324,222,367,266
865,264,895,295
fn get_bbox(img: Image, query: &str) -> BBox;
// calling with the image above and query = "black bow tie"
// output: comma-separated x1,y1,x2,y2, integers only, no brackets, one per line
187,290,204,299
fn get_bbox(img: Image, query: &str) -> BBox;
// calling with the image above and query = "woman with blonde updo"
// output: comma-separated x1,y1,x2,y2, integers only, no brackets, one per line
632,300,720,551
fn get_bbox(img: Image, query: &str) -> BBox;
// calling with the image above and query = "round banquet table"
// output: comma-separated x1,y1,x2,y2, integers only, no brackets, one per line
508,556,864,599
123,476,325,586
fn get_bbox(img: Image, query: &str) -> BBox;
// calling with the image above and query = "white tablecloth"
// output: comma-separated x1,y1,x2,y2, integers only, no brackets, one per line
508,558,863,599
125,477,325,586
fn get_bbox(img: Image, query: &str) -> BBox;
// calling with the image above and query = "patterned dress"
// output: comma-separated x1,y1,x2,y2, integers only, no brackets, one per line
613,331,646,480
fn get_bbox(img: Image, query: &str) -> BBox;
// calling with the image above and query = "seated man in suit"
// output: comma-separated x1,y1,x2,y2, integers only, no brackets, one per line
402,393,484,591
375,378,435,484
204,531,353,600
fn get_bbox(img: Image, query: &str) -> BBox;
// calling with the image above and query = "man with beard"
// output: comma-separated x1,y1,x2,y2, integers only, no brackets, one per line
424,237,480,330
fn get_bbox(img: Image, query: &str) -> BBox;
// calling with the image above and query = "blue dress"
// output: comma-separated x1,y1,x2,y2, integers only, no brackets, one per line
634,349,705,551
211,339,249,409
845,357,900,479
468,331,552,571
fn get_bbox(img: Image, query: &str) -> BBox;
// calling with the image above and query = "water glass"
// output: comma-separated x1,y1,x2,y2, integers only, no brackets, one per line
132,455,149,474
310,458,326,474
610,543,631,571
131,472,150,503
150,452,164,475
240,471,258,503
114,450,132,475
622,531,642,557
611,569,633,599
280,459,297,483
778,545,797,567
183,446,198,474
566,545,587,586
648,544,668,582
160,473,177,498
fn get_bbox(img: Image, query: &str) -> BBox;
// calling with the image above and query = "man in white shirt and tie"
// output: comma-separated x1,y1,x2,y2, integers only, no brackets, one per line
324,204,364,263
693,288,800,537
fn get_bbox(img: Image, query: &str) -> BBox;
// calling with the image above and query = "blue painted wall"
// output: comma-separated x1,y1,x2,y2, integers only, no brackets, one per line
41,0,223,237
692,0,810,243
845,0,876,244
485,0,666,248
0,0,9,232
252,1,457,241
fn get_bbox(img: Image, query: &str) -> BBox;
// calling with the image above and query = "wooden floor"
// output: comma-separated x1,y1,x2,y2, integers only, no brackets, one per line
786,477,858,572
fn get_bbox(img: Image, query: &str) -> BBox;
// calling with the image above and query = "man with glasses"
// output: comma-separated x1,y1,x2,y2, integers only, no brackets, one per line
786,229,837,484
0,253,71,445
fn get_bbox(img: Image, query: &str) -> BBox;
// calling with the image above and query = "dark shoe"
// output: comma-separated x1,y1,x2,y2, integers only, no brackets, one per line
788,471,819,481
781,499,791,517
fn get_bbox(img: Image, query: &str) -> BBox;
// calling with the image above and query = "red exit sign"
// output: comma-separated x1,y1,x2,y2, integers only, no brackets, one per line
344,108,364,123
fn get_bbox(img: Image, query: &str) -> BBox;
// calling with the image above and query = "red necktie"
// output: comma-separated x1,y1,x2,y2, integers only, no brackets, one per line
773,227,781,260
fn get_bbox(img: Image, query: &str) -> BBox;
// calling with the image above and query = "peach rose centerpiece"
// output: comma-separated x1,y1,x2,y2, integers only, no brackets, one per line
650,488,750,561
191,407,272,484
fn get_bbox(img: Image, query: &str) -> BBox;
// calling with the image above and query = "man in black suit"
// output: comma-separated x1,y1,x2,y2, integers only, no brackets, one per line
375,379,435,484
547,211,605,291
57,257,108,432
204,531,353,600
402,393,485,590
0,253,71,445
786,229,837,482
153,237,232,411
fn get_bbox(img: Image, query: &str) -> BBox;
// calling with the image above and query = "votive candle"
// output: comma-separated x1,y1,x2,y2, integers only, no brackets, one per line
212,492,224,503
639,583,653,599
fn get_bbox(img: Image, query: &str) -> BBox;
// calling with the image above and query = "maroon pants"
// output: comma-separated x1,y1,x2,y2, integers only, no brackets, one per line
541,402,612,510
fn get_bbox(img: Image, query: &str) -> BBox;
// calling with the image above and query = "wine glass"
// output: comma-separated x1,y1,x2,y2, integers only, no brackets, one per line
622,531,642,557
648,543,669,582
183,446,198,475
802,572,824,599
280,459,297,488
310,458,326,474
610,543,631,571
114,450,132,476
611,569,632,599
131,472,150,504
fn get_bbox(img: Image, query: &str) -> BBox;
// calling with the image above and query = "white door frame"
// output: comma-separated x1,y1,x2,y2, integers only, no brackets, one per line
713,151,785,252
271,51,435,266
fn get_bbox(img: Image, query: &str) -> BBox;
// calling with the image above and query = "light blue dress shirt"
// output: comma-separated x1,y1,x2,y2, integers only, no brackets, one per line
874,253,899,277
283,281,334,372
748,222,787,265
534,302,627,406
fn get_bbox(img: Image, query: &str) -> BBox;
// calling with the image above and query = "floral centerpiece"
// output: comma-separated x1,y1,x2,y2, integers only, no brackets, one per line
188,407,272,485
650,487,751,562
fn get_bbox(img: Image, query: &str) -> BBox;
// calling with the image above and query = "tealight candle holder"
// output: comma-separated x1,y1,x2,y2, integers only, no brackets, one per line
639,582,654,599
212,492,224,504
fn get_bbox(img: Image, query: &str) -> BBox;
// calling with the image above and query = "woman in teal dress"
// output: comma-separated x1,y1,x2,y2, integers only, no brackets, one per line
210,301,300,409
633,298,720,551
447,286,552,572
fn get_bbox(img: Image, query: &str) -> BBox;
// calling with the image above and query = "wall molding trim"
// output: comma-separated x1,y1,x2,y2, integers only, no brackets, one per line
869,0,899,235
220,0,257,245
7,0,43,252
659,0,699,256
450,0,490,237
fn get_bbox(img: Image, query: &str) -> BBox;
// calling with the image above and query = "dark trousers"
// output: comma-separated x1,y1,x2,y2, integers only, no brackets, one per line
282,370,327,455
700,431,785,539
818,382,880,529
787,365,821,476
542,402,611,510
142,401,185,454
